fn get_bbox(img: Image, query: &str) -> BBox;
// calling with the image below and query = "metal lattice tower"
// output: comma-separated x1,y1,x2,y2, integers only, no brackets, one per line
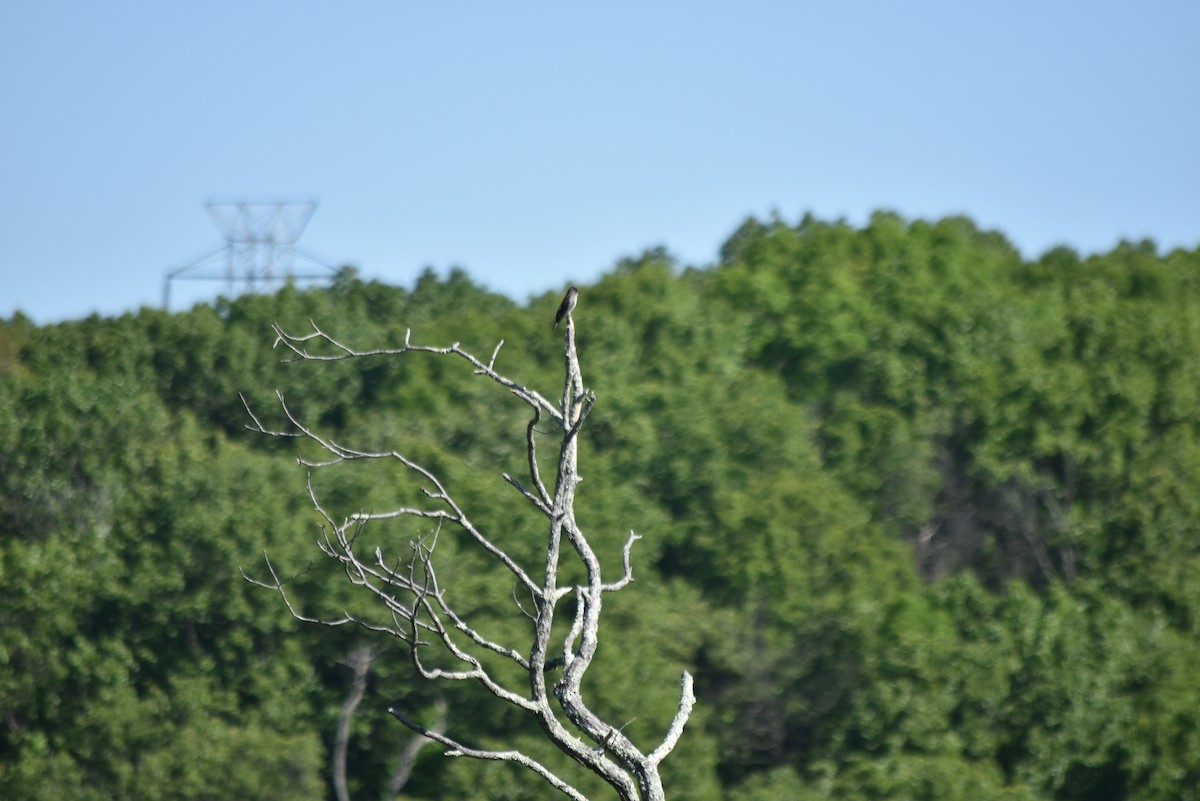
163,199,335,309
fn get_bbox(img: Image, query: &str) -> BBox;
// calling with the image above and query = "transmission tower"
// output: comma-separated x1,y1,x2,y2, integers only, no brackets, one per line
163,199,336,309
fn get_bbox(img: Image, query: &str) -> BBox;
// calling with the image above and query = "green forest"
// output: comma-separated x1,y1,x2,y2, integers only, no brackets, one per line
2,211,1199,800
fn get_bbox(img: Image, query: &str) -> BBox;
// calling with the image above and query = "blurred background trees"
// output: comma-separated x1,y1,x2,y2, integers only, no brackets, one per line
3,214,1198,800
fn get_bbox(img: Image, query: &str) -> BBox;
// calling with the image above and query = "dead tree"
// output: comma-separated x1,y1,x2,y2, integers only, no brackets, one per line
243,299,694,801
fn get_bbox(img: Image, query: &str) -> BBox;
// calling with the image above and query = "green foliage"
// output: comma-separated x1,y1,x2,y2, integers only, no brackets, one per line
3,214,1200,800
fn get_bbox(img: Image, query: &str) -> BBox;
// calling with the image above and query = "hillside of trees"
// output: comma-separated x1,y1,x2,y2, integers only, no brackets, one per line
2,211,1198,800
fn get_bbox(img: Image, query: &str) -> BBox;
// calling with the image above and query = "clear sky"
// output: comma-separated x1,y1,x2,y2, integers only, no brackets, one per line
3,1,1197,323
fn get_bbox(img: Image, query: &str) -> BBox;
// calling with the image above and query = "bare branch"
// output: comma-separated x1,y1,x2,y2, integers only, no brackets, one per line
601,531,641,592
503,471,552,514
273,321,563,425
561,587,587,670
272,392,544,601
385,697,447,801
486,339,504,371
648,671,696,767
524,406,554,509
241,557,407,639
240,392,300,438
387,707,590,801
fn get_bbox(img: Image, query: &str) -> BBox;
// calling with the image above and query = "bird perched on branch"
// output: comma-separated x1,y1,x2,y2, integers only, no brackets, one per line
554,286,579,330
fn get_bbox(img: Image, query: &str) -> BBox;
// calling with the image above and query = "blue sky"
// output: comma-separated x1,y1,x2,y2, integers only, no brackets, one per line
3,1,1197,323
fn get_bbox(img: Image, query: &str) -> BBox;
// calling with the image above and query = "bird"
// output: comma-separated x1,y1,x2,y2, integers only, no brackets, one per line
554,286,579,330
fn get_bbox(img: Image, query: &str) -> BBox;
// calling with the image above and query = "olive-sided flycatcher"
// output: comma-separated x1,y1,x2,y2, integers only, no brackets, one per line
554,286,579,330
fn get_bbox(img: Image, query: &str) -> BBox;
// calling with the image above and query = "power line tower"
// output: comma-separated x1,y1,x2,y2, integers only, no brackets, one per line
163,199,336,310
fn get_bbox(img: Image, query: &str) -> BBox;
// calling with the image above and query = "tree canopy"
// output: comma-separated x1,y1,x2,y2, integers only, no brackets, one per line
3,215,1199,800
